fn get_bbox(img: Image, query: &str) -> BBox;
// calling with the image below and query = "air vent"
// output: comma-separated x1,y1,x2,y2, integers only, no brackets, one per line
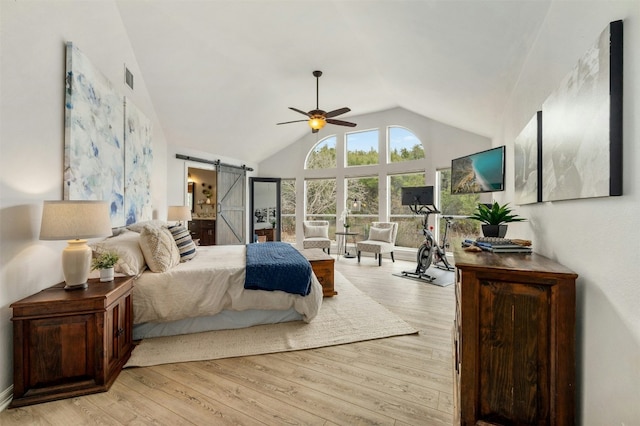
125,67,134,89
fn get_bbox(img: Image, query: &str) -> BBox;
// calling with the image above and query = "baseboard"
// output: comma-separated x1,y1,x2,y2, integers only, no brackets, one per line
0,385,13,412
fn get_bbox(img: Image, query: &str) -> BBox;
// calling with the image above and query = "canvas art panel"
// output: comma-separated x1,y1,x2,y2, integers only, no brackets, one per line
124,98,153,225
514,111,541,205
541,21,622,201
64,42,125,226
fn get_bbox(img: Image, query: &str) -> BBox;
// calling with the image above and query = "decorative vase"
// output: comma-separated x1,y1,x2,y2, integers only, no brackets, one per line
99,267,115,282
482,224,508,238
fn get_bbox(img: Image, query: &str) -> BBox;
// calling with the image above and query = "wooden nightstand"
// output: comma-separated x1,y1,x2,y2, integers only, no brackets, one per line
299,248,337,297
10,276,134,408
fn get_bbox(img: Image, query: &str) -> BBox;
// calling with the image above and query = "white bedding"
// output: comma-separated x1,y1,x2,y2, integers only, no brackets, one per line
132,245,323,325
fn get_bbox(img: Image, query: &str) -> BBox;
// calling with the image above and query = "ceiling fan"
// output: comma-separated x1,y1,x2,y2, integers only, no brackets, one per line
277,70,356,133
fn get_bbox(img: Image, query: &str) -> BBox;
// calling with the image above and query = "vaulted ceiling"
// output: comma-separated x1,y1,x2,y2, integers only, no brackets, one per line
115,1,551,163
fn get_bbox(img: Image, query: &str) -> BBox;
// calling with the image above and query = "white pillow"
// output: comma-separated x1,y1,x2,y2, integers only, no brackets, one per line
168,224,197,262
127,220,167,233
139,225,181,272
305,224,328,239
91,231,146,276
369,226,393,243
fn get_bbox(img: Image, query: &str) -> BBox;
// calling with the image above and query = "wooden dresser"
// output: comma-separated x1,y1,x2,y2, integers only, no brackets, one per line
453,249,577,425
254,227,275,242
10,276,134,407
189,219,216,245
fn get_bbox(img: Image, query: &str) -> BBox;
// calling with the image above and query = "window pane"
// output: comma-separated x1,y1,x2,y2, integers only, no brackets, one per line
280,179,296,243
389,172,427,249
388,126,424,163
389,172,426,215
306,136,336,169
305,178,336,216
346,130,379,166
346,177,378,215
438,169,481,251
345,177,378,240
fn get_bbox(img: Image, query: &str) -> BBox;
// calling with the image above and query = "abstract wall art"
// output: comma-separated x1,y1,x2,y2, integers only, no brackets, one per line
124,98,153,225
541,20,622,202
514,111,542,205
64,42,153,226
64,42,125,226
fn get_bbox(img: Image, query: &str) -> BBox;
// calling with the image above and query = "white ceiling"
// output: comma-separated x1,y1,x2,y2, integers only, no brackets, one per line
115,0,551,164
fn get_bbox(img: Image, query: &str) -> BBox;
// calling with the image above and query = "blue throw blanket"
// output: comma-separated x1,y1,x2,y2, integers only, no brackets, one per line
244,242,313,296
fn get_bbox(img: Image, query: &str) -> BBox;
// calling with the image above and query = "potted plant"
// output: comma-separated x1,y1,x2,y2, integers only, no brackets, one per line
91,251,119,282
469,202,525,238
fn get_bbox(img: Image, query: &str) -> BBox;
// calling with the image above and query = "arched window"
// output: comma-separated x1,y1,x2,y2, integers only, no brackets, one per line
306,136,336,169
388,126,424,163
302,125,427,249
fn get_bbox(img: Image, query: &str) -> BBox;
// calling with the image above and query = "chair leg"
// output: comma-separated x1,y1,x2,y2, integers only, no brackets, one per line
357,251,361,262
378,254,382,266
328,247,330,255
391,252,395,263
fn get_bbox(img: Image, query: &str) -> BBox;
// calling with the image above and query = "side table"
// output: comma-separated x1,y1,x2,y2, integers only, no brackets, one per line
335,231,358,259
10,276,134,407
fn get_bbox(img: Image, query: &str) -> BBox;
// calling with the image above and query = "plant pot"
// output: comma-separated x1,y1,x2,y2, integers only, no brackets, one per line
482,224,508,238
99,267,115,282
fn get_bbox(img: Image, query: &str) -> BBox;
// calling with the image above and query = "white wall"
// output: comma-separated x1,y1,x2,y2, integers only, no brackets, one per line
259,106,492,249
494,2,640,424
0,1,168,405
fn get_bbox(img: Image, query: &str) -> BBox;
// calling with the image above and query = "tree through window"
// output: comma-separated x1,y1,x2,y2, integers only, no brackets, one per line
388,126,425,163
306,136,336,169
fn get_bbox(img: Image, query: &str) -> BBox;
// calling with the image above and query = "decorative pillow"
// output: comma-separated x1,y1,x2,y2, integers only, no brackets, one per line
304,224,329,239
168,224,197,262
127,220,167,233
139,225,180,272
369,226,393,243
90,230,146,276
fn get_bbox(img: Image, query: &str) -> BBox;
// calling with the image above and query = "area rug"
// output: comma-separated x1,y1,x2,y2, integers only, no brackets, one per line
393,266,455,287
124,271,418,367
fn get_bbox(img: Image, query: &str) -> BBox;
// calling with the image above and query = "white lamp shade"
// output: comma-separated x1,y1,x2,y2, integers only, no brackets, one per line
40,200,113,240
39,200,112,290
167,205,192,222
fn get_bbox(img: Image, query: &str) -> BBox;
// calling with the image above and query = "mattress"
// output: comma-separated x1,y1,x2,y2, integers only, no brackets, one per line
132,244,323,326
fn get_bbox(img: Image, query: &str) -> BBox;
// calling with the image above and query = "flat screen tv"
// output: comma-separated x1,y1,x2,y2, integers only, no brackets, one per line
451,146,505,194
401,186,434,206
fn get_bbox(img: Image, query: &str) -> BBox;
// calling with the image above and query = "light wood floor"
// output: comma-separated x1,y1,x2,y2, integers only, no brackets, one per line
0,258,456,425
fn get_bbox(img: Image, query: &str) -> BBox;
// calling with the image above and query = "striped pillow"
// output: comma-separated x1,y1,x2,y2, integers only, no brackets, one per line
168,224,197,262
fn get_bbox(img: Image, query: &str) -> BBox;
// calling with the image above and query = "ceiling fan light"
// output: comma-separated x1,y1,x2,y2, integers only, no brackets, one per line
309,116,326,130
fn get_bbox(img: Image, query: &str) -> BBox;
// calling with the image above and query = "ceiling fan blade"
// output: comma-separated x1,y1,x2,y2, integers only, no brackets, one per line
325,107,350,118
277,119,309,125
289,107,311,117
326,118,357,127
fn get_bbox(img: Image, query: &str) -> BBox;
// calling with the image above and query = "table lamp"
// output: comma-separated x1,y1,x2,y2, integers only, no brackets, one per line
168,205,192,226
39,200,113,290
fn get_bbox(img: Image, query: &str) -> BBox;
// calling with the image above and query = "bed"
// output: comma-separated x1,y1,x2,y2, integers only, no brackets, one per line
90,223,323,340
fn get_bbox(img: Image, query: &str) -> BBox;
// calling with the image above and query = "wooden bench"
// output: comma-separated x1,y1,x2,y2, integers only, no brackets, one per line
299,248,336,297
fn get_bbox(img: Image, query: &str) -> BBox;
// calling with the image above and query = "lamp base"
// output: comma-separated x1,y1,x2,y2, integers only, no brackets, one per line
62,239,92,289
63,282,88,291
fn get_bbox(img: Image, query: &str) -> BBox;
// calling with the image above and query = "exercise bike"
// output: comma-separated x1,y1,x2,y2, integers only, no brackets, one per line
402,203,455,283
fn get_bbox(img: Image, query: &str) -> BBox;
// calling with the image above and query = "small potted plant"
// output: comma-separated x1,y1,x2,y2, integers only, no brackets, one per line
469,202,525,238
91,251,119,282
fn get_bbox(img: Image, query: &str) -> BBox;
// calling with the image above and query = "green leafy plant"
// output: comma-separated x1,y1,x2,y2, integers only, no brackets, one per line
91,251,119,270
469,202,525,225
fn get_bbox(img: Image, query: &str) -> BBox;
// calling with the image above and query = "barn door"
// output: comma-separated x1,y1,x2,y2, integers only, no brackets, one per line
216,165,246,245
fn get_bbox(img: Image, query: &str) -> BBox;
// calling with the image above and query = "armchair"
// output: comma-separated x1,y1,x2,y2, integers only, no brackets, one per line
356,222,398,266
302,220,331,254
